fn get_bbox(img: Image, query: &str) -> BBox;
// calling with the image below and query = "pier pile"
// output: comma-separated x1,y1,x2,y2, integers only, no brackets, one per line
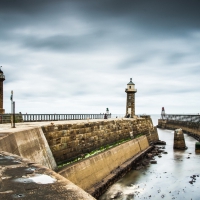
173,128,187,150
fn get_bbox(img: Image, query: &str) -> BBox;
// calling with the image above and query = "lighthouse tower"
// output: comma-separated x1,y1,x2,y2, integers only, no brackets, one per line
0,66,5,114
125,78,137,118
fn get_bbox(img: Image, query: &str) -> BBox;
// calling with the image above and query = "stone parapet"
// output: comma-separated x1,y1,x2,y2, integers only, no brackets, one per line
42,117,158,164
0,113,23,124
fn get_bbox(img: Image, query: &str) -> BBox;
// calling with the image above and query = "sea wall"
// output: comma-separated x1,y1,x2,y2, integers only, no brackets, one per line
0,127,57,170
158,119,200,141
42,117,158,164
0,117,158,171
58,135,149,192
0,118,158,199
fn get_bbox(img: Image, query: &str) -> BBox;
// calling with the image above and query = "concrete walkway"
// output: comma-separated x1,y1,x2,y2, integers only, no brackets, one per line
0,118,129,132
0,151,95,200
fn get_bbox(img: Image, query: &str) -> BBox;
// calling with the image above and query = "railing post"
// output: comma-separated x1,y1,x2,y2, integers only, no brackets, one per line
12,101,15,128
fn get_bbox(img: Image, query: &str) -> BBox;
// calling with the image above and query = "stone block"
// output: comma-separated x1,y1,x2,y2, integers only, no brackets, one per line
60,137,70,143
51,144,61,152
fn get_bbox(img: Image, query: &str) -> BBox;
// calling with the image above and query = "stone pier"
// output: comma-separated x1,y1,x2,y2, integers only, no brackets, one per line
173,128,187,149
0,117,159,199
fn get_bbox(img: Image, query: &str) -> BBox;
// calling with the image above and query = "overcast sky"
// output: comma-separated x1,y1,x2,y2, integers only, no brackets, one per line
0,0,200,115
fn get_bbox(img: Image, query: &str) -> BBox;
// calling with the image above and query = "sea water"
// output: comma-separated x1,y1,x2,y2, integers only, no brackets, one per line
99,114,200,200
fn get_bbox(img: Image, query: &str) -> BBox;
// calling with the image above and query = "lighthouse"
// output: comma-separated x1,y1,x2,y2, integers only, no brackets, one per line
0,66,5,114
125,78,137,118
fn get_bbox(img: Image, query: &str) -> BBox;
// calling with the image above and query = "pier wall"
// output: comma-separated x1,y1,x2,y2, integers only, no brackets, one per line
0,117,158,199
42,117,158,164
58,136,149,191
0,117,157,171
158,119,200,141
0,127,57,170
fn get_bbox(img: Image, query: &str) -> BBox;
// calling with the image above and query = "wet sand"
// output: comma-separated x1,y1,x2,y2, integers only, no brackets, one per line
99,128,200,200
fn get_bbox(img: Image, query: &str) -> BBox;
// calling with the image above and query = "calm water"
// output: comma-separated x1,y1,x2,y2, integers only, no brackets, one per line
99,116,200,200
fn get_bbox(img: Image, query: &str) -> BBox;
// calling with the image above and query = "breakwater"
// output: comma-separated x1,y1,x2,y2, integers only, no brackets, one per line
58,135,152,198
42,116,158,165
0,117,158,199
158,118,200,141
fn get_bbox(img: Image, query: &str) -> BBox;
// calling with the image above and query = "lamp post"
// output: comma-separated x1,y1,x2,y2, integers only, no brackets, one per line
10,90,15,128
0,66,5,114
13,101,15,128
10,90,13,113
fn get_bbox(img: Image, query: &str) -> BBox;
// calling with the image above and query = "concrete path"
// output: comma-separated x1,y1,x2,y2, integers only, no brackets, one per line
0,151,95,200
0,118,129,132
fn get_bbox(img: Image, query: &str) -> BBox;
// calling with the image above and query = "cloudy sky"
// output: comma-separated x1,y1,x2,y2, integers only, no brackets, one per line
0,0,200,115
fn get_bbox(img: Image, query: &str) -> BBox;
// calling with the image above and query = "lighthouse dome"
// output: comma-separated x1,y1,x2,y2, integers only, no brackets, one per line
127,78,135,85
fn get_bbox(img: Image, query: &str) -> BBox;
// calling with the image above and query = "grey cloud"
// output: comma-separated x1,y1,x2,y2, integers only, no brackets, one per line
20,33,107,52
166,52,187,65
1,0,200,114
117,57,147,69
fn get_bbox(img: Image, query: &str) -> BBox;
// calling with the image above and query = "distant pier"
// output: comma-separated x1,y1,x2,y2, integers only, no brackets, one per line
158,114,200,141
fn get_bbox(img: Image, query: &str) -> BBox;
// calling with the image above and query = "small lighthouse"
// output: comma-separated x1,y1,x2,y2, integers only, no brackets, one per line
125,78,137,118
0,66,5,114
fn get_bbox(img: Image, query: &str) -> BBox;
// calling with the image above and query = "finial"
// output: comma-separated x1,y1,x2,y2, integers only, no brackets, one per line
130,78,132,81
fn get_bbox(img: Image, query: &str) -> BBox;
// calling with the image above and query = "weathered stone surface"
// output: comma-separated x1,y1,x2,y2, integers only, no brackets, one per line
58,136,149,191
158,119,200,142
0,151,95,200
173,128,187,149
0,127,57,170
42,117,158,164
0,118,158,199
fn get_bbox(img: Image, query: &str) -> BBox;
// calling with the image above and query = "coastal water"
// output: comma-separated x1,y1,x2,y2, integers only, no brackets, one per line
99,115,200,200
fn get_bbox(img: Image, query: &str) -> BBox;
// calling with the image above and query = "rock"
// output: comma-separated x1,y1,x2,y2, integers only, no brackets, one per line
110,191,122,199
136,166,143,170
147,153,153,158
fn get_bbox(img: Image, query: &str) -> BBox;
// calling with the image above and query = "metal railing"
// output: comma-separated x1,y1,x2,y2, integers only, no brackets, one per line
161,114,200,123
0,113,111,123
22,113,111,122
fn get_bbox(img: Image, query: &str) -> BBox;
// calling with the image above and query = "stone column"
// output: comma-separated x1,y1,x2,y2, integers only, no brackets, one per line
173,128,187,149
